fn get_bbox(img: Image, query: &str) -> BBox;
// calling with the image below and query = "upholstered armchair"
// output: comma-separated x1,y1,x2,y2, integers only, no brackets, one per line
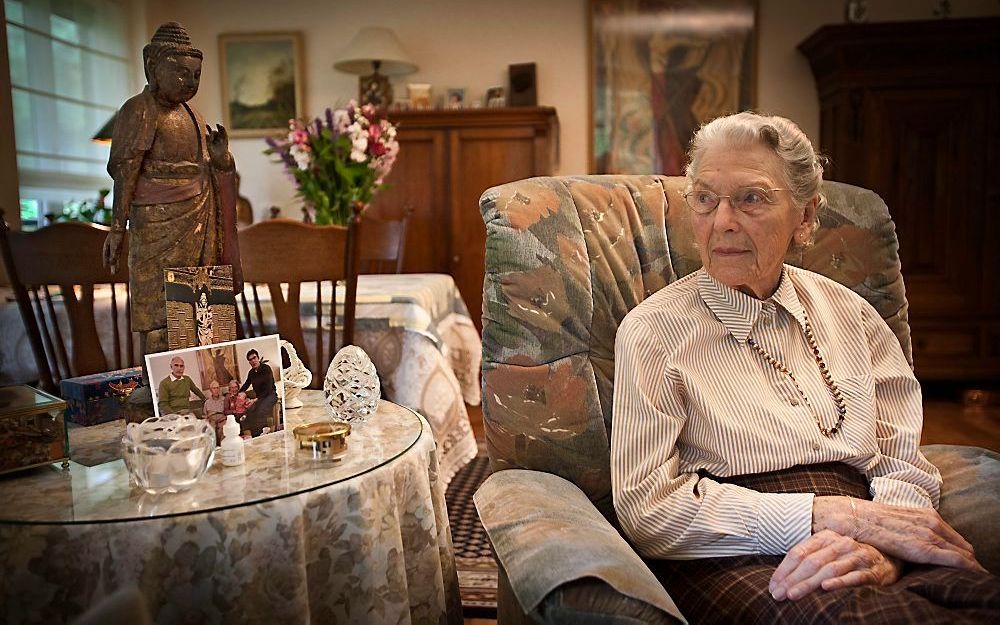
474,175,1000,624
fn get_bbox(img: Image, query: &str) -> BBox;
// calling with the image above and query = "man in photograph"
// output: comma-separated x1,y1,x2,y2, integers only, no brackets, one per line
157,356,206,415
238,349,277,436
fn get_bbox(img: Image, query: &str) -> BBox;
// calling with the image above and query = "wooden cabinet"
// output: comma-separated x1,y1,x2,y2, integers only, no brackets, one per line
369,107,558,330
799,18,1000,382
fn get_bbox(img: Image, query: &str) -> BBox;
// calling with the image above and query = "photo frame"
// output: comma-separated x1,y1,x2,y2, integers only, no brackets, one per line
590,0,757,174
164,265,237,350
147,335,285,441
446,88,465,109
407,83,432,109
218,32,303,138
485,86,506,108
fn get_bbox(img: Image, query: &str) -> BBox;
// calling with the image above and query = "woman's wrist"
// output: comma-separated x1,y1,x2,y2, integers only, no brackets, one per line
812,495,855,536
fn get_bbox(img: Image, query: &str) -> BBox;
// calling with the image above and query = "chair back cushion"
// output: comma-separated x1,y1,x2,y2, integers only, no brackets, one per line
480,175,910,516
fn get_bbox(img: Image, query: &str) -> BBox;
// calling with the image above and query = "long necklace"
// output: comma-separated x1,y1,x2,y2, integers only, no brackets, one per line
746,313,846,437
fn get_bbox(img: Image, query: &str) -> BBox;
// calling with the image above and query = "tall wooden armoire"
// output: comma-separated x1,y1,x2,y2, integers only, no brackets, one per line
799,18,1000,382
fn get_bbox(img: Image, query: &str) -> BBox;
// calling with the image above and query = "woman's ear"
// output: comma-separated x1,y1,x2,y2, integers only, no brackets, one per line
795,196,819,244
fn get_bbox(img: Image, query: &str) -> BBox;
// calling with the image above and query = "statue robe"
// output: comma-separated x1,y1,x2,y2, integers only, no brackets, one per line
108,87,240,333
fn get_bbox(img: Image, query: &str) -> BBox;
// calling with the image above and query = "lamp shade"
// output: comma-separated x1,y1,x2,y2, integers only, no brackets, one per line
92,112,117,144
333,27,417,76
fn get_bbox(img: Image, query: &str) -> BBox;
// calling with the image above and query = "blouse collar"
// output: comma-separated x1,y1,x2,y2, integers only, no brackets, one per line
697,266,808,342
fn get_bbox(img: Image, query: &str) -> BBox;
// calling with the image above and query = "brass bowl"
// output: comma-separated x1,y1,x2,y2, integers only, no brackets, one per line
292,421,351,459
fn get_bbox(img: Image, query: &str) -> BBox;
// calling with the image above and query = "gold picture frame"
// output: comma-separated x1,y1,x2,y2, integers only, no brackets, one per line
218,31,304,138
589,0,758,174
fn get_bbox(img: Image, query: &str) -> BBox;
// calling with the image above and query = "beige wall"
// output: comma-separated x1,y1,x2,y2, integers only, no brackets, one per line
145,0,999,220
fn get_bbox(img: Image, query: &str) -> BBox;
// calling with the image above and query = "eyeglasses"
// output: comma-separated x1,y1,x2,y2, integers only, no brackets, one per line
683,187,790,214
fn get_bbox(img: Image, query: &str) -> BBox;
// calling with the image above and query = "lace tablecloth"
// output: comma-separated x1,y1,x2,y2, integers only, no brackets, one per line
0,274,480,484
0,394,463,624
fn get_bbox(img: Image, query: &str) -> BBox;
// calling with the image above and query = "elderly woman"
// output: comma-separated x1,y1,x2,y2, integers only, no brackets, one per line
611,111,999,622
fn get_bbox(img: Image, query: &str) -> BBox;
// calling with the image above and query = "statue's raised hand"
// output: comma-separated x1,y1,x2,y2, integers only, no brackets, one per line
206,123,233,170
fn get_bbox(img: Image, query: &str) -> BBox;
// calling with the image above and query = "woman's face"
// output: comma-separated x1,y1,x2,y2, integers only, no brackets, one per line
228,381,238,394
689,143,815,299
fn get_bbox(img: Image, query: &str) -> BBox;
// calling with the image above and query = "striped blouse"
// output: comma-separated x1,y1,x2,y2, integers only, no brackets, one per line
611,265,941,560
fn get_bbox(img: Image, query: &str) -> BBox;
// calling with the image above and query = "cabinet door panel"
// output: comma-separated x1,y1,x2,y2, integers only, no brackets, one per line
869,89,986,317
368,130,448,274
450,128,538,329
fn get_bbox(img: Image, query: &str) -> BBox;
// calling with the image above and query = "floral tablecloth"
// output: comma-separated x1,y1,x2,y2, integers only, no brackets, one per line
0,394,463,624
0,273,480,485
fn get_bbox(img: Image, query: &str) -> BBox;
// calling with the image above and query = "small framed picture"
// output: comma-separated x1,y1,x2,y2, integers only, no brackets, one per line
446,88,465,109
218,32,303,138
485,86,506,108
147,335,285,442
407,83,432,109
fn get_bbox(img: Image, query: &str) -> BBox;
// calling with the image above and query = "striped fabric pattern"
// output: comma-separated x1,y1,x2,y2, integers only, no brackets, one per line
611,265,941,560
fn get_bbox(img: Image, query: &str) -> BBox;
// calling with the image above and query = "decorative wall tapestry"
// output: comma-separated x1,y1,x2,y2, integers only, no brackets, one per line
591,0,757,174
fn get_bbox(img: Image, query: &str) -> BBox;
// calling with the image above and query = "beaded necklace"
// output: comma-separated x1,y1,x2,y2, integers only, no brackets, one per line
745,312,846,437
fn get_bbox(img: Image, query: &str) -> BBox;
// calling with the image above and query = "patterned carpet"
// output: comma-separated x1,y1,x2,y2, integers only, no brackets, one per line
445,452,497,617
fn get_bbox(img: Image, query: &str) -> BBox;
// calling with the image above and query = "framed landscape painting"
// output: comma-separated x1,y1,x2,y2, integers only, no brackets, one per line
219,32,303,137
590,0,756,174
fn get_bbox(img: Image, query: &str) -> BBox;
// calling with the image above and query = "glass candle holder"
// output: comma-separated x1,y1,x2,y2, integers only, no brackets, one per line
121,414,216,494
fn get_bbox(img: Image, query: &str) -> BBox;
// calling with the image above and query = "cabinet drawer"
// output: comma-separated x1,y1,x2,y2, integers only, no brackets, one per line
911,329,978,357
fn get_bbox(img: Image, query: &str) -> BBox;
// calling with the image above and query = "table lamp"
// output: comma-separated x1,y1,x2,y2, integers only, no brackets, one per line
333,27,417,107
92,112,117,144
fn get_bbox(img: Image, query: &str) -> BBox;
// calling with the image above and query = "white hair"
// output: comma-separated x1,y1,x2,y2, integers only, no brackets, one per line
685,111,826,241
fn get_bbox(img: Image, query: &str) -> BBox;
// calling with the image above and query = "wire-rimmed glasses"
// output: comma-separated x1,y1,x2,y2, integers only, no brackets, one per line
683,187,790,214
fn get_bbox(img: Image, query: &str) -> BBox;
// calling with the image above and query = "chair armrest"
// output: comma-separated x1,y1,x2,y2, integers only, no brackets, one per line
474,469,685,624
921,444,1000,575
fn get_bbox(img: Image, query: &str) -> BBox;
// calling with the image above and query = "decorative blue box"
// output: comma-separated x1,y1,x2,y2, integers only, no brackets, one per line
59,367,144,426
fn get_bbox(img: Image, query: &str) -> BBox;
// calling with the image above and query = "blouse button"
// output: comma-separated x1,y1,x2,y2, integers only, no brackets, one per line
790,397,800,406
812,442,821,451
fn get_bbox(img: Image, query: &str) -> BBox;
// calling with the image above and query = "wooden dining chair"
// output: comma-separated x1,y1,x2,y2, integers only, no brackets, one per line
0,209,135,394
237,209,361,387
359,206,412,274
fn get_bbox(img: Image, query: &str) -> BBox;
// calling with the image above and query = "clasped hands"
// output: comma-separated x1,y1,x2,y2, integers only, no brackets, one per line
768,496,985,602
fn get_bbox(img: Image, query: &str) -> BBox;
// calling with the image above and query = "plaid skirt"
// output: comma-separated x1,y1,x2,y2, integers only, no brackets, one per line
647,463,1000,624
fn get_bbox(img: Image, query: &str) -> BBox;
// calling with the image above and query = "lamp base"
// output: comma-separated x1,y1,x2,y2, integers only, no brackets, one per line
359,72,392,107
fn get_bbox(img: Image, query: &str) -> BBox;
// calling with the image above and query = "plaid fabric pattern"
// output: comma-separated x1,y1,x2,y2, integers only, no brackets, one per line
649,463,1000,624
700,462,870,500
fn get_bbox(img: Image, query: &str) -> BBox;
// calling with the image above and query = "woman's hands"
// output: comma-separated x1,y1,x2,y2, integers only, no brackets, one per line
812,496,985,573
769,530,901,601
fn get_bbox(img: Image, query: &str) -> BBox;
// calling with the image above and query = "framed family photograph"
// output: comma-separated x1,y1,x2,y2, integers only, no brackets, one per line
147,335,285,442
590,0,757,174
218,32,304,137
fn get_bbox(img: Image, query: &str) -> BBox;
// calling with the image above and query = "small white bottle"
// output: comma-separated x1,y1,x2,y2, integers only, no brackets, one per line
220,414,245,467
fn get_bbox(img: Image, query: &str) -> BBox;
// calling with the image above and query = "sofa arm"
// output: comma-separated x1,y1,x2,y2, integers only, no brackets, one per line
921,444,1000,575
474,469,685,624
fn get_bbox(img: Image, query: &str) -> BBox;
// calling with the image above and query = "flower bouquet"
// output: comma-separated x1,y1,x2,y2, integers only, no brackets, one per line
265,101,399,225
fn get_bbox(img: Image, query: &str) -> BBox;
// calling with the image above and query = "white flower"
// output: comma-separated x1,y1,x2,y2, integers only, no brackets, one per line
289,143,311,170
332,109,351,133
348,122,368,162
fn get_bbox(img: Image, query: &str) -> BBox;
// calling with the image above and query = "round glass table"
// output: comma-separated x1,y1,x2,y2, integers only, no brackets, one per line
0,392,462,624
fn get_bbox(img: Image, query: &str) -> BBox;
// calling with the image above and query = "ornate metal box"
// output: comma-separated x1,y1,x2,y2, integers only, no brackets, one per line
0,385,70,475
